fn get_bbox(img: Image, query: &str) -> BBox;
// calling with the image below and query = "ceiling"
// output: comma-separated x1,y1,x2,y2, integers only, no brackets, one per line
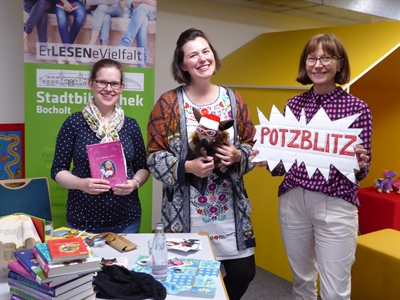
207,0,400,26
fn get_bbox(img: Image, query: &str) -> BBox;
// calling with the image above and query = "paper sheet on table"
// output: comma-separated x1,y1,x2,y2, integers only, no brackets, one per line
252,105,363,183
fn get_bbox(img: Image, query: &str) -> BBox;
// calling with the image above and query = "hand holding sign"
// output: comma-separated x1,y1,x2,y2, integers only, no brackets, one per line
252,105,363,183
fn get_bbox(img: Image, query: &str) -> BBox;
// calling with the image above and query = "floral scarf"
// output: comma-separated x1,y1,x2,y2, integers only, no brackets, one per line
82,98,125,142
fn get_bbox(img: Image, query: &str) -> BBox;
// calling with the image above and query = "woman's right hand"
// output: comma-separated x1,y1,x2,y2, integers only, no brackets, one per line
185,156,214,178
80,178,111,195
249,149,269,167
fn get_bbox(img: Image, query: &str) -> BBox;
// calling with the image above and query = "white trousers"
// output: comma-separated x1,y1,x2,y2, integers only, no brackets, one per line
279,187,358,300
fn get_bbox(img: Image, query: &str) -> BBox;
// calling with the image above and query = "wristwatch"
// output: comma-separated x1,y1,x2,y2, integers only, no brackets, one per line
133,177,140,189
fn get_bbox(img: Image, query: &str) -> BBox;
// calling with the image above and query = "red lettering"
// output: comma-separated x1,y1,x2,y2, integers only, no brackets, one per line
270,129,279,146
340,135,357,156
261,127,270,144
287,130,300,148
325,134,330,153
300,130,312,150
279,129,289,147
331,134,342,154
313,132,324,152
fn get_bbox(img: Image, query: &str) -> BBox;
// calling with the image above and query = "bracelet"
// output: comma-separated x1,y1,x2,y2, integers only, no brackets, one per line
133,177,140,189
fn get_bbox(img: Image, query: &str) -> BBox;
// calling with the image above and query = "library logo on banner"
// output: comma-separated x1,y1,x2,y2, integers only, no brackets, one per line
33,70,146,115
36,69,144,91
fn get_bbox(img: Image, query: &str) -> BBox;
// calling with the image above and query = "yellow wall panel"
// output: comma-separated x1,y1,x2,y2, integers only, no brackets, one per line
214,22,400,87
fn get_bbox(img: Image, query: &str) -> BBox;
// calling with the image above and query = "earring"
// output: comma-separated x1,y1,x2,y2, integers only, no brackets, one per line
338,69,341,72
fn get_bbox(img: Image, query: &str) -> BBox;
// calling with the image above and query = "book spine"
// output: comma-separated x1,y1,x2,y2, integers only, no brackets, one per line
34,244,52,264
8,271,55,296
8,280,52,300
34,249,51,277
10,287,40,300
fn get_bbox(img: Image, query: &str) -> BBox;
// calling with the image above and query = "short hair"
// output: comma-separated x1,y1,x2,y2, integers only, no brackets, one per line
296,34,350,85
171,28,222,85
89,58,124,83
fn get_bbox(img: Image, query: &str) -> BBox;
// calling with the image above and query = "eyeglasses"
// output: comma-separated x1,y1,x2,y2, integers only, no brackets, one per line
94,80,122,90
305,55,341,66
196,126,217,137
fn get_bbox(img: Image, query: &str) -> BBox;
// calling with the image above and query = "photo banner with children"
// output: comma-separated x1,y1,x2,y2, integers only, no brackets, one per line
23,0,157,231
252,105,363,183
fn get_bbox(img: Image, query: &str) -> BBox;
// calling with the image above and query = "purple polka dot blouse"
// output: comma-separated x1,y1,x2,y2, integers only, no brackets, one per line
271,87,372,207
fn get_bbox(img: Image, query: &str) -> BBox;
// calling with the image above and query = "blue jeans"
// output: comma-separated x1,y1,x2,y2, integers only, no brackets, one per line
55,0,86,45
119,3,156,66
91,4,120,44
66,216,141,234
24,0,53,43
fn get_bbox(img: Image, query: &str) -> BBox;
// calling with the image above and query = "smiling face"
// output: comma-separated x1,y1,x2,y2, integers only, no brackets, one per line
88,66,124,117
306,43,343,94
180,37,216,82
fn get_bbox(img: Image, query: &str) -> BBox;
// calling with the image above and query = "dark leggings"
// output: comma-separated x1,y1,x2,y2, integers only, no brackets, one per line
221,254,256,300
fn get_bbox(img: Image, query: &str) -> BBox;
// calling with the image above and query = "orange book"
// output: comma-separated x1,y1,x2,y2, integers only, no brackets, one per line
47,237,89,264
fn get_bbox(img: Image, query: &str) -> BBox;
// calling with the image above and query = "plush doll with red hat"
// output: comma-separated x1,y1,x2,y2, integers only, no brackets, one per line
188,108,234,195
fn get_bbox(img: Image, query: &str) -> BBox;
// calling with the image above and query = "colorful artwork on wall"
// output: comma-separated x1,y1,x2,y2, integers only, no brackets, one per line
0,123,24,179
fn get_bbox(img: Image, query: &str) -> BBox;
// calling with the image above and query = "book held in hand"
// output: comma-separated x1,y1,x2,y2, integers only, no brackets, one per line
86,140,127,188
56,1,79,11
47,237,89,263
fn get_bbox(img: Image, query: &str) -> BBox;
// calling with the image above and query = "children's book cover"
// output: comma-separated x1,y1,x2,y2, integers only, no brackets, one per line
132,255,221,297
86,140,127,188
47,237,89,263
34,244,101,278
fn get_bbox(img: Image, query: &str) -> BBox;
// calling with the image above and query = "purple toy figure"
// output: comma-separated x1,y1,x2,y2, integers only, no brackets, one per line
374,170,398,193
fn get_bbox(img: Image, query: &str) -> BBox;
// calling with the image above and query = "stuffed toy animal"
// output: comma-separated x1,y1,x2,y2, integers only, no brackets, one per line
374,170,397,193
392,177,400,194
187,108,234,195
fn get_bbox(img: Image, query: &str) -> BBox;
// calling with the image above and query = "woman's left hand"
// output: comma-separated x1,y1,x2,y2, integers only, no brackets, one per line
113,181,134,196
354,144,369,169
214,140,241,168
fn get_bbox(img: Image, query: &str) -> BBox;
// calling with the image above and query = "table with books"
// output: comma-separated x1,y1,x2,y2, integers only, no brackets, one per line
0,232,229,300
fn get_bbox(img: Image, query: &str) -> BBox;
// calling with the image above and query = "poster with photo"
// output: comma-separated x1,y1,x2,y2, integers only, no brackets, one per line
23,0,156,230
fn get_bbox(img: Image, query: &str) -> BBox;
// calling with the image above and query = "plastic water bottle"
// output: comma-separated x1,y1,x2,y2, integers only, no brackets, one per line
151,222,168,281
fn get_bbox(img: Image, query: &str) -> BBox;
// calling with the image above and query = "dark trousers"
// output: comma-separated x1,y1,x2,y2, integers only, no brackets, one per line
24,0,53,43
221,254,256,300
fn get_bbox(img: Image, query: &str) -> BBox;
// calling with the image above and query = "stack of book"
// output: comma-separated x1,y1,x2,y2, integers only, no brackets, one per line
8,237,101,300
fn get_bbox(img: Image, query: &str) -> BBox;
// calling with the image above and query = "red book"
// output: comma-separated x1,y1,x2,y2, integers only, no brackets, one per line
47,237,89,264
56,1,79,11
86,140,128,188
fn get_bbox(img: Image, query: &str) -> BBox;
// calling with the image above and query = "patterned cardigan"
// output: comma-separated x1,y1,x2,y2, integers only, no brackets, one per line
147,86,256,250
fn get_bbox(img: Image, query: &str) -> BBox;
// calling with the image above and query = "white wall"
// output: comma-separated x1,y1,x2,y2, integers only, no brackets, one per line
0,0,336,228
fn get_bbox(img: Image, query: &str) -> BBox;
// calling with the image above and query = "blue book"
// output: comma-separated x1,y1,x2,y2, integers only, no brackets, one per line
8,271,93,297
13,248,52,284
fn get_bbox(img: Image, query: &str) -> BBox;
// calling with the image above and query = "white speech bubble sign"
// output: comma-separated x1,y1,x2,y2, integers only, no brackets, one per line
252,105,363,183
